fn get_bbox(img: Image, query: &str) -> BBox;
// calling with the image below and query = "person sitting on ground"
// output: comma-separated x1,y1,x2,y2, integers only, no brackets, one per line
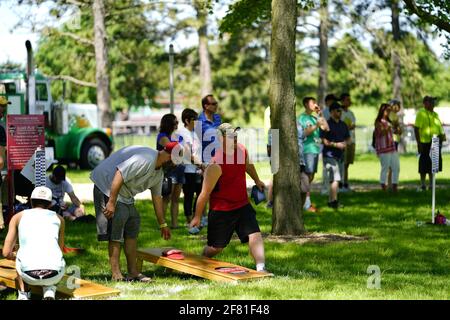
46,165,86,221
2,186,66,300
189,123,270,273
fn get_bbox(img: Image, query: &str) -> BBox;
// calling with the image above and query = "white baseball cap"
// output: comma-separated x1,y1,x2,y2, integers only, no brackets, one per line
30,186,52,202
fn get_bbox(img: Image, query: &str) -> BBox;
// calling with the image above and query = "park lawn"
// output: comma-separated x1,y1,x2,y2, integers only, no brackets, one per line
253,153,450,185
1,187,449,300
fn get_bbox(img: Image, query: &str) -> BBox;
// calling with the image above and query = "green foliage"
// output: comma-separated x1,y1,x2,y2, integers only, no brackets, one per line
219,0,315,35
34,1,169,110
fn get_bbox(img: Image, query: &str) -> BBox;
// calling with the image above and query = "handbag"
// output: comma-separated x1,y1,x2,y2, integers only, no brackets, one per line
161,176,172,197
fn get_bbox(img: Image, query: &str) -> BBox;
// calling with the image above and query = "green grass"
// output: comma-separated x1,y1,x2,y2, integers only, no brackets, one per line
2,187,449,300
254,153,450,184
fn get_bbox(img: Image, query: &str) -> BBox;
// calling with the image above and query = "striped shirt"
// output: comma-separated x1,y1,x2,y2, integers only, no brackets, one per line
374,119,396,155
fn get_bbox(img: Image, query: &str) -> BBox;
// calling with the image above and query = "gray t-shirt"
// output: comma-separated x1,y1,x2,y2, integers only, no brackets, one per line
90,146,163,204
46,176,74,205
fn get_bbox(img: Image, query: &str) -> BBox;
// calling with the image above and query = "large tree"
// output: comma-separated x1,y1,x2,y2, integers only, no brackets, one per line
270,0,304,235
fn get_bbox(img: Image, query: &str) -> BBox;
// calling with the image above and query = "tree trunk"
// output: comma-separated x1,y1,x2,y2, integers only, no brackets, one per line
391,0,402,102
317,0,329,108
195,1,213,97
391,0,406,152
93,0,112,127
270,0,304,235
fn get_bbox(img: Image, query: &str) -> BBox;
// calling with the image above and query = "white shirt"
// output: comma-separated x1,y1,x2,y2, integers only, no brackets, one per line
17,209,64,271
46,176,73,206
177,126,201,174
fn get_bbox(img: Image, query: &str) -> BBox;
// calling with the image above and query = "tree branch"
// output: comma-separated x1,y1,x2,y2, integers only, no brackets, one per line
45,74,96,87
44,28,94,47
403,0,450,33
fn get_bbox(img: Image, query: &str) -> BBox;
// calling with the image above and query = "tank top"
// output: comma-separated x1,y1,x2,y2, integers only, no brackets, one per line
156,132,183,151
210,144,249,211
16,209,64,271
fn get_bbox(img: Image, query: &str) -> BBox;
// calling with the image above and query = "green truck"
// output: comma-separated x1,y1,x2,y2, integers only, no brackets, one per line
0,41,113,169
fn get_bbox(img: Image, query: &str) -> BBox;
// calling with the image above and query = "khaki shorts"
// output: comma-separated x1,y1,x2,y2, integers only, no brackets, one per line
94,186,140,242
344,143,356,165
324,157,343,183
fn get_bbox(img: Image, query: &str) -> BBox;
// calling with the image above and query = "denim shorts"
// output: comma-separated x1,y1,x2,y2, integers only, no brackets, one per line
167,165,186,184
304,153,319,174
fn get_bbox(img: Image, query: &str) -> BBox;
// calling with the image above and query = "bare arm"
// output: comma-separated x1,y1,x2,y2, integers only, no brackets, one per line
158,136,171,147
151,194,171,240
67,192,82,207
322,138,346,150
246,153,265,191
304,124,319,137
2,213,20,259
0,146,5,169
317,116,330,131
189,164,221,228
103,169,124,219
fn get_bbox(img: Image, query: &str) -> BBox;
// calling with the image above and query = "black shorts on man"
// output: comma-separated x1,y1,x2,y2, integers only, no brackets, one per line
207,204,260,248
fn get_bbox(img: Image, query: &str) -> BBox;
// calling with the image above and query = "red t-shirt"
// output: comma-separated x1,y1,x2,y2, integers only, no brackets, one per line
210,143,249,211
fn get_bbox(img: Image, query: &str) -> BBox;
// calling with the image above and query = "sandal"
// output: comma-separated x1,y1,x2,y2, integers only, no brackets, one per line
111,276,126,282
125,273,152,283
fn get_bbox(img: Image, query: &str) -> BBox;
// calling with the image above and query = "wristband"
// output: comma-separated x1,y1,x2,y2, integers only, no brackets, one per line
159,222,168,229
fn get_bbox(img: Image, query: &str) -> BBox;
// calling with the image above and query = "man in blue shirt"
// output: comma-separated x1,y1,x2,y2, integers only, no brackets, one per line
320,102,351,209
197,94,222,163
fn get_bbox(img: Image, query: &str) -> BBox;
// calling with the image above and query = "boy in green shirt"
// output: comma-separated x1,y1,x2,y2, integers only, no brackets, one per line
298,97,329,212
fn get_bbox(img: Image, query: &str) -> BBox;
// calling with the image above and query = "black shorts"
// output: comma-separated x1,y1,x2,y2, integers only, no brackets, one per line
207,204,261,248
419,142,442,174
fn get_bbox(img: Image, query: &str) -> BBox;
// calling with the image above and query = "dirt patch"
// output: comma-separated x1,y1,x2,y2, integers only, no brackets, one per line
262,232,369,245
197,232,368,245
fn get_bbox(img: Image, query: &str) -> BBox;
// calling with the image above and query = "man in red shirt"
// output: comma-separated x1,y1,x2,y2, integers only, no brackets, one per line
189,123,269,273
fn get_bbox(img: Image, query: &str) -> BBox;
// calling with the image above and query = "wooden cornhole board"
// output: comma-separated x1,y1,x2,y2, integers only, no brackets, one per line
0,259,120,299
136,248,273,283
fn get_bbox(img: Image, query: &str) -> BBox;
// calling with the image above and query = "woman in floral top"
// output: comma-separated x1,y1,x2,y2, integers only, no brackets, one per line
374,103,401,192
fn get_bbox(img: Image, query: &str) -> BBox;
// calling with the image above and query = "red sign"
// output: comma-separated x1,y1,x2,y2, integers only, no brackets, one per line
6,115,45,170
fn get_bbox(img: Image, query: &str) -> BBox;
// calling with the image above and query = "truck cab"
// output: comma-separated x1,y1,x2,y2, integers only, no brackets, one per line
0,71,113,169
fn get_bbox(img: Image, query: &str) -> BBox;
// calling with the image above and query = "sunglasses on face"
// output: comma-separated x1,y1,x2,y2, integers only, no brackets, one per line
208,102,218,106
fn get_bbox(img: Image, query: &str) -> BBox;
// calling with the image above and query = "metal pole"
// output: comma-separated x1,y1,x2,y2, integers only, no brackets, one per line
432,173,436,224
169,44,174,114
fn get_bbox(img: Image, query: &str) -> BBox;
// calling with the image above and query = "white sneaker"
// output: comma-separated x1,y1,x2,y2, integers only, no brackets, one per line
17,290,31,300
42,285,56,300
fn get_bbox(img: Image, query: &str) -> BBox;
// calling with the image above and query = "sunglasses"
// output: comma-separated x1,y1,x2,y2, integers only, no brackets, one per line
208,102,218,106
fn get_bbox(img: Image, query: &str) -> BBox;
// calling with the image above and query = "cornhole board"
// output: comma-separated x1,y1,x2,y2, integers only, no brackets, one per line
0,259,120,299
136,248,273,283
